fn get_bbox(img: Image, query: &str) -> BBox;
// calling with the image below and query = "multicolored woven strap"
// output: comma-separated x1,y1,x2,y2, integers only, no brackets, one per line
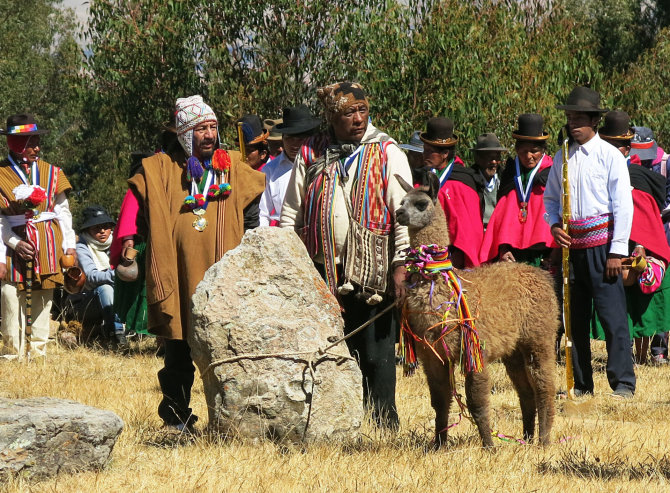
8,124,38,134
402,244,484,374
568,213,613,249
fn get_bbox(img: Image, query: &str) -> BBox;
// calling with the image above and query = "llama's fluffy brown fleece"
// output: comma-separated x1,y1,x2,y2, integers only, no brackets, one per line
399,185,558,448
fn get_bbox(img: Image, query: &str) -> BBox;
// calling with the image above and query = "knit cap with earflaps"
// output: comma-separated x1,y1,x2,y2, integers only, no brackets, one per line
175,95,217,156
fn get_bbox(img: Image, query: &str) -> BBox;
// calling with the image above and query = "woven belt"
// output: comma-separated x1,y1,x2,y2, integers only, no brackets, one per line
568,213,613,249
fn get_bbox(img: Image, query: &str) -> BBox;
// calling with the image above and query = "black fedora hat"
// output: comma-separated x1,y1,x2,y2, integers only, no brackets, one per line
420,117,458,147
236,114,269,145
470,133,507,152
80,205,115,230
0,114,49,136
512,113,550,141
599,110,635,141
556,86,609,113
272,105,322,135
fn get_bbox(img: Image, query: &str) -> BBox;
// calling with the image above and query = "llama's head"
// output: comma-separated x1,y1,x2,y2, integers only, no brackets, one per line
395,171,441,230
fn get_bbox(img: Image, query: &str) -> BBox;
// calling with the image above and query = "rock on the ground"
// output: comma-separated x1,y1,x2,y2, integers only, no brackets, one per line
0,397,123,479
189,227,364,444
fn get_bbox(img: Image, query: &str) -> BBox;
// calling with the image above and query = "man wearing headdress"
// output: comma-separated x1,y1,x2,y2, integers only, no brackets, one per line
544,87,635,399
129,96,265,429
281,82,412,429
420,117,484,268
0,114,76,359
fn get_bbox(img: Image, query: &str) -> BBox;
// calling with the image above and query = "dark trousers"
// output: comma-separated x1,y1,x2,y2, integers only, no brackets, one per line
315,263,399,428
340,293,399,428
570,245,636,393
651,332,668,357
157,339,197,426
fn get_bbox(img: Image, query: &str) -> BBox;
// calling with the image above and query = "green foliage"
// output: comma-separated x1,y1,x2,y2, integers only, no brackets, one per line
86,0,206,148
567,0,654,72
610,26,670,144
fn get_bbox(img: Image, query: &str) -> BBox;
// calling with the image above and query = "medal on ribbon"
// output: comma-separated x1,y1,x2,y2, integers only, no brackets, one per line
514,156,543,225
518,202,528,223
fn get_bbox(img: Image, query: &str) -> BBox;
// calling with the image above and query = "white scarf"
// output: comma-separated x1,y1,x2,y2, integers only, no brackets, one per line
81,231,113,271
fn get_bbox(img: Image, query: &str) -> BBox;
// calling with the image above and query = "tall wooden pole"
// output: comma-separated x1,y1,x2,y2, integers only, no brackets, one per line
561,137,575,399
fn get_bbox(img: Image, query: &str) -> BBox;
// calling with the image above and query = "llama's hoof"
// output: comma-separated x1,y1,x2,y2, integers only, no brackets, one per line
337,282,355,295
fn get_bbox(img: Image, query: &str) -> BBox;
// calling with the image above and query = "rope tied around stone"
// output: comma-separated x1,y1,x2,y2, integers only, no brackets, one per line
202,302,395,376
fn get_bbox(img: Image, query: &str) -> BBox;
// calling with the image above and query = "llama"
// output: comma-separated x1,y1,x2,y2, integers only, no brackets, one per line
395,172,558,447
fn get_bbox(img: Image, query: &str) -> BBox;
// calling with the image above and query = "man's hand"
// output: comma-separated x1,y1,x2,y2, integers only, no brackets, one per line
393,264,407,303
15,240,35,260
65,248,77,265
499,246,515,262
606,255,623,279
0,262,6,279
550,223,572,249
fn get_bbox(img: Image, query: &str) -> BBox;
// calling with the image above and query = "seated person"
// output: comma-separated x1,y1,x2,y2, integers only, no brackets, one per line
71,205,125,344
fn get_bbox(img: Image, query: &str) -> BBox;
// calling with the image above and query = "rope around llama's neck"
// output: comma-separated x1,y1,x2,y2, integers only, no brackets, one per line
400,244,484,375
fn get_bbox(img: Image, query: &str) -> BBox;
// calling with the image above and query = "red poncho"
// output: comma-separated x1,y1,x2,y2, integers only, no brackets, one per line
436,157,484,267
479,154,556,263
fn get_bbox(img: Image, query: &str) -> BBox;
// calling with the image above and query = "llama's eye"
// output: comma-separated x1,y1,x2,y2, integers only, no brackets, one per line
416,200,429,211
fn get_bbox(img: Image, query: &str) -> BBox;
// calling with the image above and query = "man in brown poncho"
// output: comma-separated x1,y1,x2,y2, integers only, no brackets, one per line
129,96,265,430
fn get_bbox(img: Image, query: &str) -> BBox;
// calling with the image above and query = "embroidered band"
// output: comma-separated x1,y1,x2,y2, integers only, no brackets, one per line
8,124,38,134
568,213,614,249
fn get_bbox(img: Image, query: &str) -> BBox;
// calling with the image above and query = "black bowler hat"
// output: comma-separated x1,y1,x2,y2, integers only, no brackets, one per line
512,114,550,141
0,114,49,136
556,86,609,113
420,117,458,147
272,105,322,135
599,111,635,141
80,205,115,230
236,114,269,145
470,133,507,152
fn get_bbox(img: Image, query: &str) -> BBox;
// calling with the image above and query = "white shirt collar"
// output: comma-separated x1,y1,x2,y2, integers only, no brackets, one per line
577,132,601,155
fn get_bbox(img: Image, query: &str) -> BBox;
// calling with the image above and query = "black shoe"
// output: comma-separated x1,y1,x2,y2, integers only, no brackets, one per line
610,388,634,399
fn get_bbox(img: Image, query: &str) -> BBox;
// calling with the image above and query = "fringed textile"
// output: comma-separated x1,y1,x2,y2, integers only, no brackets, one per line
301,135,392,295
402,244,484,374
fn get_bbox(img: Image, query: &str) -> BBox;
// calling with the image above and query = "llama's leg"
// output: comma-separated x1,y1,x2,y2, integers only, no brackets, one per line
525,345,556,446
464,369,494,447
502,352,537,443
421,356,453,448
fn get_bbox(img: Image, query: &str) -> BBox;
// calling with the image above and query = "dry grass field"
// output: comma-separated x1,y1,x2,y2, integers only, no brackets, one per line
1,336,670,492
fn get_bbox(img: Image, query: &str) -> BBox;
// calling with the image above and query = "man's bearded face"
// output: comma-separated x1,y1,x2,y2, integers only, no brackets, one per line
192,121,218,160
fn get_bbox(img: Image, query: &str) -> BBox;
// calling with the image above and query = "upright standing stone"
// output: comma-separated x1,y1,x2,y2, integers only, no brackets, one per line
189,227,364,443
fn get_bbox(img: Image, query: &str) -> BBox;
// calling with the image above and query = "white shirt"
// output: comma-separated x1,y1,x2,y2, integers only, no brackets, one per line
0,192,76,253
259,152,294,227
544,133,633,256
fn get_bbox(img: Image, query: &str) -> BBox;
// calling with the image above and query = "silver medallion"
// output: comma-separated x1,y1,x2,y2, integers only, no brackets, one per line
193,216,208,232
193,208,206,216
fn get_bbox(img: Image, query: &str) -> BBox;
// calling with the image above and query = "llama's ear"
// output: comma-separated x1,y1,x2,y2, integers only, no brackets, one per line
394,174,414,193
426,171,440,202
